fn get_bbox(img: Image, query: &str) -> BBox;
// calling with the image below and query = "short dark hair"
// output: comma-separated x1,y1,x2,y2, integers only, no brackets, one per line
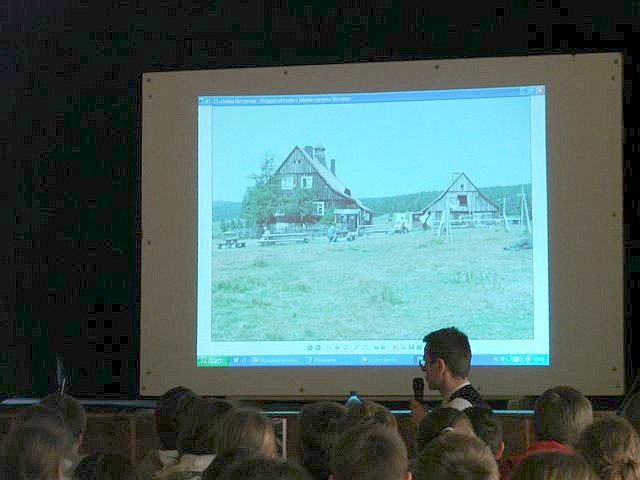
417,407,474,452
155,386,200,450
413,432,498,480
40,393,87,445
423,327,471,378
337,400,398,434
331,424,408,480
177,398,234,455
202,447,261,480
72,452,136,480
465,406,503,457
218,457,311,480
534,386,593,445
509,451,598,480
299,401,346,480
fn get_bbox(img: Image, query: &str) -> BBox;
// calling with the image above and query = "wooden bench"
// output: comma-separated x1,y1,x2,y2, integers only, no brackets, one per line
257,232,310,245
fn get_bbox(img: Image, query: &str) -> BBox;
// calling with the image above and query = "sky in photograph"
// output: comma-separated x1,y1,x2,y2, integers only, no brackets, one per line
204,93,535,202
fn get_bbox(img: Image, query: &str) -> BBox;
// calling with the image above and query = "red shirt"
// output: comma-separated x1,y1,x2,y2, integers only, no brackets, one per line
499,440,574,479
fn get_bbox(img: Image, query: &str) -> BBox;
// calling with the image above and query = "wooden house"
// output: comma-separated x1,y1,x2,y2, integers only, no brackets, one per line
272,145,373,228
413,172,499,227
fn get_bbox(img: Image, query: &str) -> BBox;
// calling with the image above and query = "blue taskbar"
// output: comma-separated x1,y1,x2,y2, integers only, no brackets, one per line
197,354,550,367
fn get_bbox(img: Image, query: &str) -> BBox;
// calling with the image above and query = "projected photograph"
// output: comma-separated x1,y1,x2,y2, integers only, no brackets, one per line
201,88,543,349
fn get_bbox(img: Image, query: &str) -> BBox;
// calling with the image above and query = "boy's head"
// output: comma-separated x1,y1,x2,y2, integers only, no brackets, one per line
534,386,593,446
509,451,598,480
330,424,409,480
40,393,87,452
299,401,347,479
416,407,475,452
465,406,504,459
414,431,499,480
215,407,277,458
423,327,471,379
338,400,398,434
177,398,234,455
72,452,136,480
155,386,200,450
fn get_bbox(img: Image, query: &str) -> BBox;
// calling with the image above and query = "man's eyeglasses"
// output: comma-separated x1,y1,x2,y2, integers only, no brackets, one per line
418,358,430,369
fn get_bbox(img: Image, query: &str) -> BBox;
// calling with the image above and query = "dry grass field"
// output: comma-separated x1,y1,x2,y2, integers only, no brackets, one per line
211,226,534,341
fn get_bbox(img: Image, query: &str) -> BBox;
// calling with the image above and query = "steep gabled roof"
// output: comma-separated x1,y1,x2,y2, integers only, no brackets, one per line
425,172,499,211
277,145,372,213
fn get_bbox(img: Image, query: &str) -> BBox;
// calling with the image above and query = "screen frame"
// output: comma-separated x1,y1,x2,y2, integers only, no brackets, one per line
140,53,623,399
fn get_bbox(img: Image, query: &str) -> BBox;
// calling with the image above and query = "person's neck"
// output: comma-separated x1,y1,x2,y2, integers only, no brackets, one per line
441,376,468,398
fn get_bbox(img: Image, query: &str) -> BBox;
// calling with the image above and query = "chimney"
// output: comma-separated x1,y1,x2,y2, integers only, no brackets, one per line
330,159,336,175
304,145,314,158
314,145,327,167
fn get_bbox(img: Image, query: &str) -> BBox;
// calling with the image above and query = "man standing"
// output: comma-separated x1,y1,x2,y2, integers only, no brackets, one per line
410,326,486,424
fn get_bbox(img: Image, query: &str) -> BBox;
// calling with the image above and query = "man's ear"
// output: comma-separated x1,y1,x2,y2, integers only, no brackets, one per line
495,440,505,460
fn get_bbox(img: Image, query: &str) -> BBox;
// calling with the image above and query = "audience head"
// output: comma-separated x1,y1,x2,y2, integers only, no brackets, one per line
413,431,498,480
576,415,640,480
330,424,409,480
465,406,504,459
337,400,398,434
416,407,475,451
202,447,261,480
534,386,593,446
12,404,69,449
155,386,200,450
622,392,640,436
177,397,234,455
215,407,277,458
299,401,347,480
72,452,136,480
509,451,598,480
217,457,312,480
40,393,87,452
0,424,67,480
422,326,471,379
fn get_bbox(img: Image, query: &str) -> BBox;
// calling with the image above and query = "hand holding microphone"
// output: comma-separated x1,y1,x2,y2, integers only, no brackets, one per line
410,377,427,425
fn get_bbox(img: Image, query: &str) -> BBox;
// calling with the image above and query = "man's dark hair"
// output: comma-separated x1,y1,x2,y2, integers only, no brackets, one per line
299,401,346,479
40,393,87,445
465,406,503,457
423,327,471,378
331,424,408,480
534,386,593,446
155,386,200,450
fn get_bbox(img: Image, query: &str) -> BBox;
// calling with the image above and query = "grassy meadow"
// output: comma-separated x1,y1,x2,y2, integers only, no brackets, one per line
211,227,534,341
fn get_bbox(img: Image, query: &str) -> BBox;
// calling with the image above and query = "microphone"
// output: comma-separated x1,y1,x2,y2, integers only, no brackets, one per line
56,354,67,394
413,377,424,402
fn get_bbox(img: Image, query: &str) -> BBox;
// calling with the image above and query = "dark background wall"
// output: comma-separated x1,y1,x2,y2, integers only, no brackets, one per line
1,1,639,398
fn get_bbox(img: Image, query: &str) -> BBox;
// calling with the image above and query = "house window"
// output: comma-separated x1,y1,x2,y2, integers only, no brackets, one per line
363,212,370,222
281,176,294,190
301,175,313,189
314,201,325,216
458,195,468,207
